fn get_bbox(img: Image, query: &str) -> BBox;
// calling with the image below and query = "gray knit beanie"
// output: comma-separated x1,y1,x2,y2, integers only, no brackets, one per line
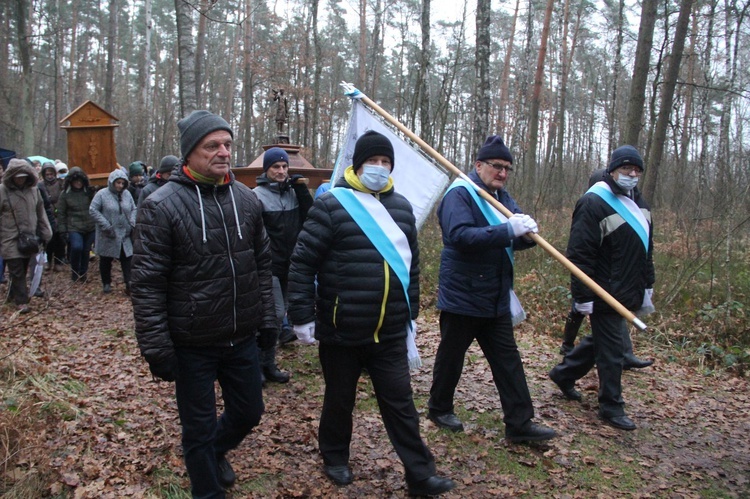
177,110,234,159
158,155,180,174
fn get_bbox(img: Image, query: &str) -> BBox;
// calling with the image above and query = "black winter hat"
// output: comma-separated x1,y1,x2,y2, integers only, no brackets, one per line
352,131,394,172
177,110,234,160
607,145,644,173
263,147,290,172
476,135,513,164
588,168,606,188
158,155,180,174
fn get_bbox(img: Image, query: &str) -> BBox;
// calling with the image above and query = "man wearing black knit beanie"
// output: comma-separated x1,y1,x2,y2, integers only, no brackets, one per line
428,135,557,444
549,144,655,431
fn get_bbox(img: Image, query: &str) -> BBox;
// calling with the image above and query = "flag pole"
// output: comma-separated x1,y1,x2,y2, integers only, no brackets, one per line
341,82,648,331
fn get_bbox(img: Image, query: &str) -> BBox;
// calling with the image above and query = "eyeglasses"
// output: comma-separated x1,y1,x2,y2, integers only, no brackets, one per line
617,165,643,176
481,160,513,173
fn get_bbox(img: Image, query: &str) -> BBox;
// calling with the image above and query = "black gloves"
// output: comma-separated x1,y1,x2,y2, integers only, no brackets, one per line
257,328,278,350
148,354,180,382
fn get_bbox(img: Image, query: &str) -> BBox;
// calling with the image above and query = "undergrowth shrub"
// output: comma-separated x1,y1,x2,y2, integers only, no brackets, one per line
418,206,750,375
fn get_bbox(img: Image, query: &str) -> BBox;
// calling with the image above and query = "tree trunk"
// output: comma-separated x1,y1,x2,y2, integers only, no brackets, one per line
643,0,694,203
418,0,431,143
552,0,582,208
175,0,197,117
241,0,254,164
104,0,117,111
14,0,34,154
358,0,367,90
195,0,208,109
473,0,491,152
622,0,657,146
672,5,698,210
607,0,625,153
311,0,322,164
526,0,555,196
497,0,520,137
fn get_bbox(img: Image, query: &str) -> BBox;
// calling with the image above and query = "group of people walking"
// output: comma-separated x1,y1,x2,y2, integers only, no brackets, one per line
3,109,655,497
127,110,655,498
0,154,183,312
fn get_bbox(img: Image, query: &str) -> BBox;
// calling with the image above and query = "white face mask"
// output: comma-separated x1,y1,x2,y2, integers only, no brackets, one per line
615,174,639,191
360,164,390,191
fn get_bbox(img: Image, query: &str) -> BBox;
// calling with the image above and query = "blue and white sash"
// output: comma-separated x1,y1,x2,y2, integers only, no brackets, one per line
330,187,422,368
444,179,526,325
587,182,649,252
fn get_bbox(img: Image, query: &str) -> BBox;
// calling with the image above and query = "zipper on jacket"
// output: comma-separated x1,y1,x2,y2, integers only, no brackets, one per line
333,296,339,329
213,187,238,339
373,260,389,343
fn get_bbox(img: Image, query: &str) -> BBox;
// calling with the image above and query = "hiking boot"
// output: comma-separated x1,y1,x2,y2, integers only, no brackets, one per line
263,366,290,383
505,421,557,443
324,465,353,486
217,456,236,488
103,284,112,294
279,326,297,346
427,412,464,432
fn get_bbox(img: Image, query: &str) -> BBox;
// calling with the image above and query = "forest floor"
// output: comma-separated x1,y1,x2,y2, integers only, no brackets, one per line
1,268,749,498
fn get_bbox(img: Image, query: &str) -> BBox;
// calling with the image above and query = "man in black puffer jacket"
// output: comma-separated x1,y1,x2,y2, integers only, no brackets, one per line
549,145,656,432
131,110,277,498
288,131,455,496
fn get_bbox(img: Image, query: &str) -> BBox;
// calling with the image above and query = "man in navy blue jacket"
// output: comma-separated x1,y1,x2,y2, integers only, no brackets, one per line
427,135,556,443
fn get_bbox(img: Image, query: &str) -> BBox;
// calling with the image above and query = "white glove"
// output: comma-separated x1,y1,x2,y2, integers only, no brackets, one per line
293,322,316,345
574,301,594,315
507,214,538,237
637,288,655,317
406,320,422,370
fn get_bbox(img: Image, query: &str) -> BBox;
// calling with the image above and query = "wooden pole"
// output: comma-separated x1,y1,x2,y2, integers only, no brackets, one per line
344,84,647,331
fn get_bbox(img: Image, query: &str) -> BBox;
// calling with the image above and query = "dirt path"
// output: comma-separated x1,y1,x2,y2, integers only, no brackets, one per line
3,270,749,497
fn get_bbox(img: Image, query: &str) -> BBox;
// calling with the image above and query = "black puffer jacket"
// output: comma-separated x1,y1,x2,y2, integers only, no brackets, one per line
131,166,277,363
287,176,419,346
567,174,655,313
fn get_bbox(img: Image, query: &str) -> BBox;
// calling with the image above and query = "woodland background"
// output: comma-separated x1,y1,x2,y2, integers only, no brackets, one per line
1,0,750,496
3,0,749,340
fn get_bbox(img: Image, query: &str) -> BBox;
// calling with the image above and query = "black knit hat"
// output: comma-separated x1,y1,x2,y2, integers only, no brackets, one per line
177,110,234,160
607,145,644,173
476,135,513,164
352,131,394,172
158,155,180,174
588,168,606,188
263,147,290,172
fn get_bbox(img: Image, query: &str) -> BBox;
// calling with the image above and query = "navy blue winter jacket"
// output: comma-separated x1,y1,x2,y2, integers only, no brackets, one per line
437,170,535,318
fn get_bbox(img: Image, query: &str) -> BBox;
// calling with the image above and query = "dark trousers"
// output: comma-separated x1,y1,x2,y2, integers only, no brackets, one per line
552,311,626,418
259,275,286,370
429,311,534,431
99,248,131,286
318,340,436,483
69,231,95,280
46,231,66,265
6,258,31,305
175,338,264,499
